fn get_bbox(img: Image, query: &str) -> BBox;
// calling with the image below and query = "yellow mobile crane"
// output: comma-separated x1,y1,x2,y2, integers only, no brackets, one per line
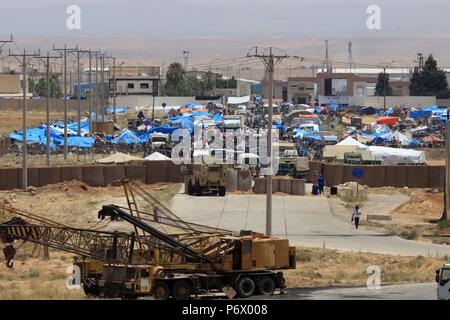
0,179,296,299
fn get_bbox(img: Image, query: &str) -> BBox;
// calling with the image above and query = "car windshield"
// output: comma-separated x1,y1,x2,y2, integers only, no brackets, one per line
441,269,450,283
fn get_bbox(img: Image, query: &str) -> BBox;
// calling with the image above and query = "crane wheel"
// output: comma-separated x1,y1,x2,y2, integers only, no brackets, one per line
153,282,170,300
194,183,202,197
219,187,226,197
256,276,276,295
236,276,256,298
172,280,192,300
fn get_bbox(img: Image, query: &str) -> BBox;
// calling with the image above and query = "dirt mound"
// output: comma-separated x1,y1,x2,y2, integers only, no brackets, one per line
393,191,443,219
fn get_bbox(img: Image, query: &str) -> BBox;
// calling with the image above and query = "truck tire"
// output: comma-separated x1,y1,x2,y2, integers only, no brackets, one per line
219,187,226,197
195,183,202,196
172,280,192,300
153,282,170,300
236,276,256,298
256,276,276,295
187,180,194,195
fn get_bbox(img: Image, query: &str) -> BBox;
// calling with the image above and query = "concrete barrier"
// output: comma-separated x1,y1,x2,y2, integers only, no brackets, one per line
279,178,292,194
167,161,183,183
82,166,105,187
0,168,19,190
125,165,147,182
18,168,40,188
292,179,306,196
253,177,266,194
39,167,61,187
272,178,280,193
146,161,168,184
60,166,83,183
104,166,126,186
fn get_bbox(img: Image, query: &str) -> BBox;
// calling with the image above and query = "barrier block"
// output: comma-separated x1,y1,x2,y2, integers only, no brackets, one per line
18,168,40,188
428,166,445,188
292,179,306,196
363,166,386,187
82,166,105,187
406,166,419,188
104,166,126,186
253,177,266,194
38,167,61,187
279,178,292,194
146,161,168,184
416,166,428,188
343,165,356,183
167,161,183,183
323,164,335,187
272,178,280,193
395,166,408,187
125,165,147,182
60,166,83,182
0,168,19,190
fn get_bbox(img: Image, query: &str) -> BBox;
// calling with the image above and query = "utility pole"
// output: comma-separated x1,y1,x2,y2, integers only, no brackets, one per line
36,52,61,167
444,110,450,221
378,62,392,112
95,50,99,123
9,48,39,191
247,46,303,236
53,45,78,159
112,56,117,123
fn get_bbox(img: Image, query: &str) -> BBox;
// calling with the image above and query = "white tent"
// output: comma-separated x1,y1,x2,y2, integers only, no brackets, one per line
368,146,426,165
227,96,250,105
336,136,367,149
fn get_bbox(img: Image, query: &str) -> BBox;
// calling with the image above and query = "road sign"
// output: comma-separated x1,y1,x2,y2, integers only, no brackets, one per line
352,167,364,179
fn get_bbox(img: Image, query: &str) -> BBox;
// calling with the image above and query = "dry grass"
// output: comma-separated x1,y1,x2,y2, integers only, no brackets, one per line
0,250,85,300
284,247,449,288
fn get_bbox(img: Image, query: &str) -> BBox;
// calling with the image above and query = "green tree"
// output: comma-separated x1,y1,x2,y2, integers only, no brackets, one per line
375,72,393,96
410,54,449,98
34,75,62,98
163,62,186,96
28,78,35,94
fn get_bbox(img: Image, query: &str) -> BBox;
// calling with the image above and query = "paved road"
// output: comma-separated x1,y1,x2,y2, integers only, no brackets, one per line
169,194,450,257
257,283,436,300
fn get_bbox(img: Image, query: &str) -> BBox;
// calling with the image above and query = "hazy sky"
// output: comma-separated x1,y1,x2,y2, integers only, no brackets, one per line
2,0,450,38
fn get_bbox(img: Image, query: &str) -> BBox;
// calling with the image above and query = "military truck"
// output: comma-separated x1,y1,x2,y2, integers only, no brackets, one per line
185,164,227,196
275,141,309,179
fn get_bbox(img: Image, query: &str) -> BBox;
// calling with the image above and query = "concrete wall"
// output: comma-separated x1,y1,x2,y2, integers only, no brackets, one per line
0,160,184,190
308,161,445,189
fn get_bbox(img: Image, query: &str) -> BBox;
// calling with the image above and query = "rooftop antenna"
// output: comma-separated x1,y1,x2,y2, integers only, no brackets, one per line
322,40,332,73
348,41,354,72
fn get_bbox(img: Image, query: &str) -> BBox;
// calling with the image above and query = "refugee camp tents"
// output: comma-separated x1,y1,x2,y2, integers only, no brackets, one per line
360,106,381,115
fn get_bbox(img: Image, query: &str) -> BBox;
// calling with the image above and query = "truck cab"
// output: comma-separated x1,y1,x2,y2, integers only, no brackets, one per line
436,264,450,300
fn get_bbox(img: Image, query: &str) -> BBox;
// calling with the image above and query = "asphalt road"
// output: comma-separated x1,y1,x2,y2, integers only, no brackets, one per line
259,283,437,300
169,194,450,257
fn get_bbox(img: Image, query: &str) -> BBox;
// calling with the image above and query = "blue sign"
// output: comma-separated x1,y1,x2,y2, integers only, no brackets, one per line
352,167,364,179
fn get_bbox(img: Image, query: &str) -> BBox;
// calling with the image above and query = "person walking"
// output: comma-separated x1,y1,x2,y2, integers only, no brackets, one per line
351,205,362,229
317,174,325,195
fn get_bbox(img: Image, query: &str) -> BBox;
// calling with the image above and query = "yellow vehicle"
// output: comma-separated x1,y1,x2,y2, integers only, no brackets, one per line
1,179,295,300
